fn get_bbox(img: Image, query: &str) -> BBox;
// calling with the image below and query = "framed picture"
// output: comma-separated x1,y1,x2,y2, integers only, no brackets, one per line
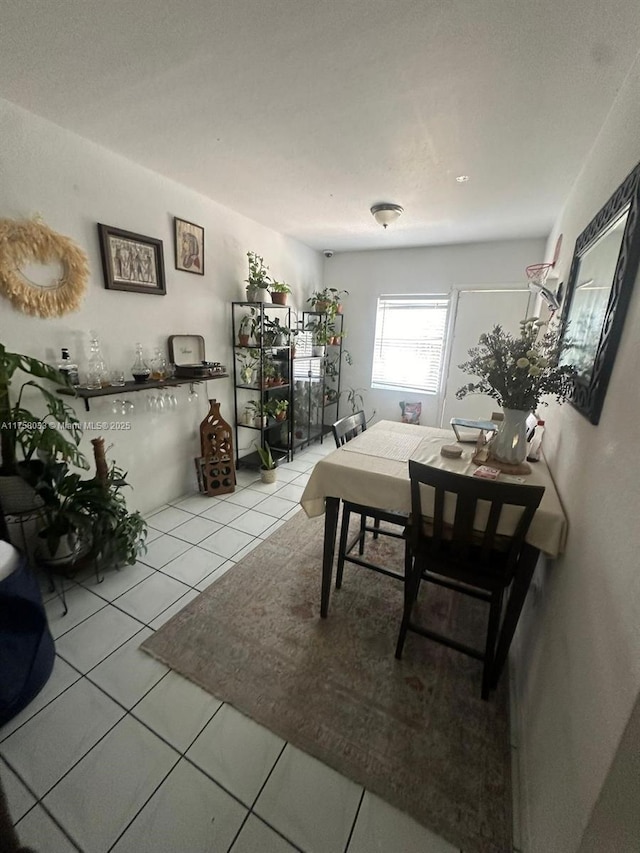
97,224,166,295
174,217,204,275
561,159,640,424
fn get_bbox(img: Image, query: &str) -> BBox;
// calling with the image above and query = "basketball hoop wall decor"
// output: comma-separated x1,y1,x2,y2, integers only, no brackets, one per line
0,217,89,317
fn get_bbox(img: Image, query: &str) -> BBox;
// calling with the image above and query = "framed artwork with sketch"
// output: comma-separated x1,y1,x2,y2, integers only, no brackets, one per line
97,224,166,295
174,217,205,275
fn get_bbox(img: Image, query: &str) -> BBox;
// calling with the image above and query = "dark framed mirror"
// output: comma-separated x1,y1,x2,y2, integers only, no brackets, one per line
561,161,640,424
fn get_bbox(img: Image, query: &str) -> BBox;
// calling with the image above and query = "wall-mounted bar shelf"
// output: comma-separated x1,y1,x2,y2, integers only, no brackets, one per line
58,375,229,412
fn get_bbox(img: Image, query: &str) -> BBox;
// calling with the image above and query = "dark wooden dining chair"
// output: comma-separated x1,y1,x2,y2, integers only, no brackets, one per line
332,412,407,588
395,460,544,699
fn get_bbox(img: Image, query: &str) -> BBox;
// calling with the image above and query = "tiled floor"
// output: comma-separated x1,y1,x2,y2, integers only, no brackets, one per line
1,443,460,853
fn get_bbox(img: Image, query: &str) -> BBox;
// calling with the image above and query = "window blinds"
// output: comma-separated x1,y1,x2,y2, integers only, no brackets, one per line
371,296,449,393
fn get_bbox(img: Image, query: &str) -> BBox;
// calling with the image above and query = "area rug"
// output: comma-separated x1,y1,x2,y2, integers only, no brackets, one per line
141,511,512,853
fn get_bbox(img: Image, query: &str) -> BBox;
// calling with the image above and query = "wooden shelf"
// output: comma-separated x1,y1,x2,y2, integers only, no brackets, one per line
58,375,229,411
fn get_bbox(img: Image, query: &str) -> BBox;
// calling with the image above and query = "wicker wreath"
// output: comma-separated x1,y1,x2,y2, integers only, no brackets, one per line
0,217,89,318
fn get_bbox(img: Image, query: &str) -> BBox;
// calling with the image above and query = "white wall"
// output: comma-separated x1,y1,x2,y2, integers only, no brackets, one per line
512,56,640,852
0,98,322,513
322,238,545,425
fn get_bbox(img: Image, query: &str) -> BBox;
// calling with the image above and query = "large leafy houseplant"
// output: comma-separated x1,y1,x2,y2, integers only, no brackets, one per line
26,452,147,568
245,251,272,301
455,318,576,411
0,342,87,476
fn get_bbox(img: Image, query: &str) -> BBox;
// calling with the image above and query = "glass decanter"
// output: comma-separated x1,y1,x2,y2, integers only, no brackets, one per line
150,348,167,381
85,334,109,389
131,343,151,384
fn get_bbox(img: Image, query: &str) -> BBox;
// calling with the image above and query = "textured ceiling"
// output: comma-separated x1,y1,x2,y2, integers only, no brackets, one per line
1,0,639,251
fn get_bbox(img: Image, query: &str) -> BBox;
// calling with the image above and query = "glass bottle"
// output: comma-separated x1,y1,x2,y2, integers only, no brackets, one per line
150,348,167,381
86,335,108,389
58,347,79,386
131,343,151,384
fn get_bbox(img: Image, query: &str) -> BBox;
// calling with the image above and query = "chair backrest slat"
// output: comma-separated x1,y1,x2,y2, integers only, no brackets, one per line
408,460,544,575
332,411,367,448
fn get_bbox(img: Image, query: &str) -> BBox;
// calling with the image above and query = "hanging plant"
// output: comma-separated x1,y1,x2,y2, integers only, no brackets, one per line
0,217,89,318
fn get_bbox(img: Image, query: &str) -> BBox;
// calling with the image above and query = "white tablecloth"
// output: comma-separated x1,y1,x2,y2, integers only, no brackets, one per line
300,420,567,557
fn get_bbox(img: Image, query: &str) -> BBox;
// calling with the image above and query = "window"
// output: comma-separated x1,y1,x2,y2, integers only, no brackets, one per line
371,295,450,393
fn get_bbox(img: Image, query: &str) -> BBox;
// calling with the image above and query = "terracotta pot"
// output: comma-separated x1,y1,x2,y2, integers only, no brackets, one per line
275,411,287,421
314,300,330,313
238,334,250,346
336,303,343,314
271,292,287,305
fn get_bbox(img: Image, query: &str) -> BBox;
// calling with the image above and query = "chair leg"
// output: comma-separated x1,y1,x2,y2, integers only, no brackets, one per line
481,588,504,700
358,513,366,555
336,505,351,589
373,516,381,540
395,550,421,659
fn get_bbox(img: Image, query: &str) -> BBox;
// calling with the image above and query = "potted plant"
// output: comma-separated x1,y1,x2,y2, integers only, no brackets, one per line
0,342,88,513
272,399,289,421
236,349,259,385
247,400,267,427
245,251,272,302
26,440,147,571
307,288,349,316
238,308,258,346
255,441,278,484
269,280,292,305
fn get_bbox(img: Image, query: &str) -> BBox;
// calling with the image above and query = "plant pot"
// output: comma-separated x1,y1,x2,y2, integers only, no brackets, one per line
246,287,270,303
0,474,42,514
238,334,250,346
239,367,255,385
254,416,268,428
271,292,287,305
314,301,330,313
275,412,287,421
261,467,277,484
312,345,326,357
336,303,343,314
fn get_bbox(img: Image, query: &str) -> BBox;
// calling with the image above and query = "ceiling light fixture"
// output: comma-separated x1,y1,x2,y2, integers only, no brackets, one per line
370,203,404,229
456,175,470,183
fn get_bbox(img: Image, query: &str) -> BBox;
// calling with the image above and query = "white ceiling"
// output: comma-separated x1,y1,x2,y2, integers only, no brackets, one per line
1,1,639,252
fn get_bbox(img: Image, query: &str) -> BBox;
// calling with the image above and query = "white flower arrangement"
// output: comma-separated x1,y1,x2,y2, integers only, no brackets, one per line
456,318,576,412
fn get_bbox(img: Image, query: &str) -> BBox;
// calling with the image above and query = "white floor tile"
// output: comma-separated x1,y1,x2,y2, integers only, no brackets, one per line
253,495,298,518
14,805,79,853
245,479,284,497
229,509,277,536
55,605,144,673
112,759,247,853
79,561,154,601
254,744,362,853
199,527,255,559
291,472,311,487
160,545,226,586
170,515,223,544
232,539,263,562
201,501,248,524
0,657,81,741
137,533,191,569
0,678,124,796
0,758,36,822
88,628,168,708
149,589,200,628
269,465,302,483
173,493,220,514
145,527,163,544
44,716,178,853
186,703,284,806
347,791,458,853
147,505,194,532
133,671,222,752
115,572,192,623
235,469,261,487
259,518,287,540
222,488,264,509
232,813,299,852
195,560,235,591
274,483,305,502
284,459,314,473
44,585,107,639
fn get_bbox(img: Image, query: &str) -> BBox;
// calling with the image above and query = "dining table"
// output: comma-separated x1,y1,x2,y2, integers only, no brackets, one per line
300,419,567,687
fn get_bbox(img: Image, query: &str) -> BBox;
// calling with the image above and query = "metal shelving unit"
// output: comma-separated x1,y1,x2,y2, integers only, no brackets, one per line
231,301,293,469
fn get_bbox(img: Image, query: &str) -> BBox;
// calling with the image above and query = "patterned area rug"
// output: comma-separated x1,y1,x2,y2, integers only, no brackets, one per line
141,510,511,852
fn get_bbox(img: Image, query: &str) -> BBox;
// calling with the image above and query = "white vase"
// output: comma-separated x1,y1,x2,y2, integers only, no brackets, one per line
488,408,530,465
